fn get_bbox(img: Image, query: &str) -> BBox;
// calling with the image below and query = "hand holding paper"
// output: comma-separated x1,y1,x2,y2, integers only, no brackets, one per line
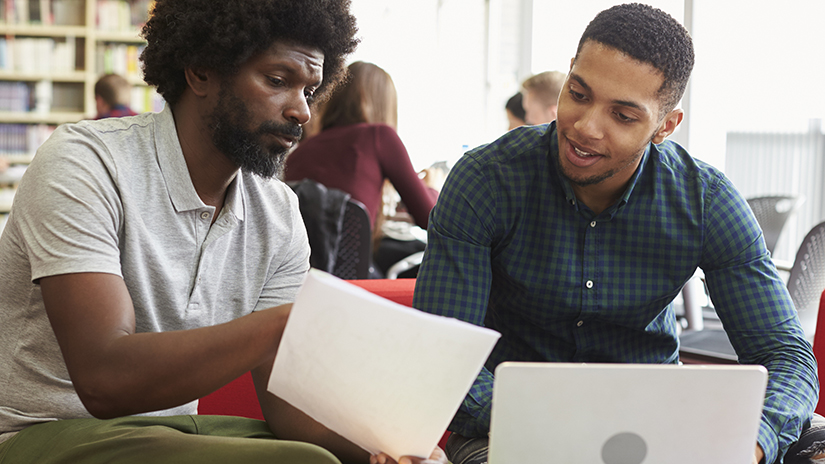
371,446,448,464
268,270,500,461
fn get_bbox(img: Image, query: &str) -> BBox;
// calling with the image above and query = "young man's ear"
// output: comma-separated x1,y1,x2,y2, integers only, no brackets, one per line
651,109,684,144
184,68,212,97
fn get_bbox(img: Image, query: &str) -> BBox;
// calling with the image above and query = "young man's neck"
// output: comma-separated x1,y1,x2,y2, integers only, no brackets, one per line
571,183,622,216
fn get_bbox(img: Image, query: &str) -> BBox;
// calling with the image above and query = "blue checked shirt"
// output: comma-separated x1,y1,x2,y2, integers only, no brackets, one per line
413,122,817,463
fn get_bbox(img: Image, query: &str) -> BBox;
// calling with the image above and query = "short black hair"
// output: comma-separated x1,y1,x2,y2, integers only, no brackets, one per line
505,92,525,121
140,0,359,107
95,74,132,107
576,3,694,117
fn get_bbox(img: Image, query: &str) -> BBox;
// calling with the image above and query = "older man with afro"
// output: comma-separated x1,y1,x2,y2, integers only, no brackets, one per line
0,1,445,463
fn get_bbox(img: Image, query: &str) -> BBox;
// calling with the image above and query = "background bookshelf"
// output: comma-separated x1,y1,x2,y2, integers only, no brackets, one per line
0,0,160,225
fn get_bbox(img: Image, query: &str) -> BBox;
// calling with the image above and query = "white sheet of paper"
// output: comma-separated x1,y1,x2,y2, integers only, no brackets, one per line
268,269,500,461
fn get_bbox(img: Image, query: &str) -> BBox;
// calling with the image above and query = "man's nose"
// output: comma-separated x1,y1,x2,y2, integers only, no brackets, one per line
574,107,604,140
283,91,311,126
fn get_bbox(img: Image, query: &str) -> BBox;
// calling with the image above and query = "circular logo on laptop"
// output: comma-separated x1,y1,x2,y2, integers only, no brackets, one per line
601,431,647,464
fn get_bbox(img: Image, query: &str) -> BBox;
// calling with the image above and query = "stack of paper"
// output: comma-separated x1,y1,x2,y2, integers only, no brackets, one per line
268,269,500,460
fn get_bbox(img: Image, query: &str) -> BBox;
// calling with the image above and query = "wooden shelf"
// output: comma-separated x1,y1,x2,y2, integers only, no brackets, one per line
0,71,87,82
0,111,86,125
93,30,144,43
0,24,87,37
0,153,36,164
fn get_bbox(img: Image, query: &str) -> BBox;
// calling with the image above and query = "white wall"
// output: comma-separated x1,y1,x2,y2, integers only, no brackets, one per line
348,0,825,172
349,0,491,170
531,0,685,75
688,0,825,170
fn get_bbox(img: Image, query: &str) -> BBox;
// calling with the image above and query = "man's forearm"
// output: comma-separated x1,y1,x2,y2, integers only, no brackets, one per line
41,271,292,419
75,306,291,418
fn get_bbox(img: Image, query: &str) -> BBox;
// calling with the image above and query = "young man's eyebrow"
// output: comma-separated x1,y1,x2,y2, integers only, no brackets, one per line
569,73,591,94
569,72,649,114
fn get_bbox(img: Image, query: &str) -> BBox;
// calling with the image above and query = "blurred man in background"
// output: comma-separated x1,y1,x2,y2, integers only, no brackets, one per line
94,73,138,119
520,70,565,125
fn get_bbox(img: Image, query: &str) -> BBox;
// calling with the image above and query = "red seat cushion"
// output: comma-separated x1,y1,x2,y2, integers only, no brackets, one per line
348,278,416,307
197,371,262,420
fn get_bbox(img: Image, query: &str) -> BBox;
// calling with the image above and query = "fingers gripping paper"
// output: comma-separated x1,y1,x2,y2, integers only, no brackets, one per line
268,270,500,460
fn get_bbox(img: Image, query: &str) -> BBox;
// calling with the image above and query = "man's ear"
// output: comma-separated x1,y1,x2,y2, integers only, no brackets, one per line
184,68,212,97
651,108,684,144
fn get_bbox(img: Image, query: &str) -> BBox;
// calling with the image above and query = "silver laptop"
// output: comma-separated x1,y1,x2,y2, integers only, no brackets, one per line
489,362,768,464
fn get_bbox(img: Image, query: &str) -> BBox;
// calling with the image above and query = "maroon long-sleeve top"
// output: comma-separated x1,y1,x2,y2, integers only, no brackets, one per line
284,123,436,229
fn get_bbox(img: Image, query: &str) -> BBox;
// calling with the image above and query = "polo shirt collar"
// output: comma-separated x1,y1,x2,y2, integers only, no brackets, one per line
155,105,246,222
222,173,246,223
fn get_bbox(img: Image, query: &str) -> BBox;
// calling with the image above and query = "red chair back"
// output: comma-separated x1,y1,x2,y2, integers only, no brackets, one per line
813,289,825,415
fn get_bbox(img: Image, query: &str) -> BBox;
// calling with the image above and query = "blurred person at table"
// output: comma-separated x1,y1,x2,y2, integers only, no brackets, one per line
283,61,436,235
520,70,565,125
504,92,527,131
94,73,139,119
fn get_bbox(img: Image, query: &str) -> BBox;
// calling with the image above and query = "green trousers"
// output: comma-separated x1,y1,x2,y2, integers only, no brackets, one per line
0,415,342,464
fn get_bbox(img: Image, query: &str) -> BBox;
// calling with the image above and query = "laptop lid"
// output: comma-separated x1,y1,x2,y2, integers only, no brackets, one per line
489,362,768,464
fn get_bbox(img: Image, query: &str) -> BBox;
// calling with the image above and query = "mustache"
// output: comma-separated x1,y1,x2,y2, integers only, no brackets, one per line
257,121,303,140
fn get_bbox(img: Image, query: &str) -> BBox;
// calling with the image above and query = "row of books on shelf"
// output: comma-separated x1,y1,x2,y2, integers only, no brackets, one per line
130,84,163,113
0,36,76,74
0,80,160,116
0,80,66,113
96,42,143,79
1,0,84,26
0,81,30,111
2,0,152,29
96,0,152,32
0,123,54,153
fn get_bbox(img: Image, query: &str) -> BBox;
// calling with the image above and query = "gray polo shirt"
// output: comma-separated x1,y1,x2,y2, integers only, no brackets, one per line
0,106,310,443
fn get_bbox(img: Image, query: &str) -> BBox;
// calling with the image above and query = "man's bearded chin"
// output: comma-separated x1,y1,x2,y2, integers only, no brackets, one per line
208,89,302,179
211,119,302,179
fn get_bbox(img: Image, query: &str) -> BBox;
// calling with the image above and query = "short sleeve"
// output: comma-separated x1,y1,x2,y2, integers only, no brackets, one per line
12,124,124,282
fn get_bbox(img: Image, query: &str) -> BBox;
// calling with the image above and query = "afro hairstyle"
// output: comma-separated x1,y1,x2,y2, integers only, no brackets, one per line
576,3,694,118
140,0,359,107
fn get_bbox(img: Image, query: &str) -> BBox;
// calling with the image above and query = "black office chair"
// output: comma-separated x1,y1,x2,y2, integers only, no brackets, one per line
288,179,372,280
746,195,804,255
332,199,372,280
679,220,825,362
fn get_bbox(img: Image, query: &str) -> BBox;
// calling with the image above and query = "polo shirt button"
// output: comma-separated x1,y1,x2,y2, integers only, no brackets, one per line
590,221,596,227
201,212,210,220
577,320,584,327
586,280,593,289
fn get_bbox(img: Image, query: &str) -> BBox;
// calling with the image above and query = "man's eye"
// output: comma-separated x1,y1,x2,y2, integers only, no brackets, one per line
615,111,637,123
569,90,586,101
304,89,316,102
268,77,284,86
